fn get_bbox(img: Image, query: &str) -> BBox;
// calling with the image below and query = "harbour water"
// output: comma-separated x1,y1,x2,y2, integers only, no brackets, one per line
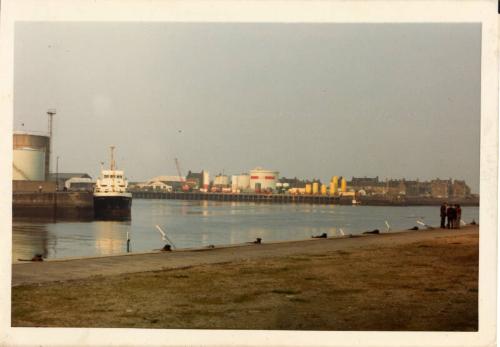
13,200,479,261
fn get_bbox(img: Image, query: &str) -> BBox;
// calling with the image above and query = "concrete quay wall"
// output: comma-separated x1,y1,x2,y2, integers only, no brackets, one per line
13,191,94,219
132,191,479,206
132,191,352,205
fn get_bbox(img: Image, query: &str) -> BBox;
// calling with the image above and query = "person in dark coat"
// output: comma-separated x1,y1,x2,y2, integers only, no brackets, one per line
450,205,457,229
440,203,447,228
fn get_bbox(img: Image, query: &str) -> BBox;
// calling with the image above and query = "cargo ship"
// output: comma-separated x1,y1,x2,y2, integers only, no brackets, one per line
93,146,132,220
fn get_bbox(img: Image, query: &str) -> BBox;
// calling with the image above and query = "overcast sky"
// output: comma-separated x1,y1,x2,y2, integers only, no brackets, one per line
14,23,481,192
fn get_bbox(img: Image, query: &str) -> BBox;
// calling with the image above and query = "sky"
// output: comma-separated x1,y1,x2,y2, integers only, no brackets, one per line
14,23,481,192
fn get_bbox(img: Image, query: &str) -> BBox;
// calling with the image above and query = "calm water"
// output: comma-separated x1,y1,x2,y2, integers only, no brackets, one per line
12,199,479,261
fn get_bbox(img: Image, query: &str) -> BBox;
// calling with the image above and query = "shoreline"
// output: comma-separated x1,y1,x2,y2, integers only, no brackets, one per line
14,232,362,264
12,224,478,287
12,226,479,330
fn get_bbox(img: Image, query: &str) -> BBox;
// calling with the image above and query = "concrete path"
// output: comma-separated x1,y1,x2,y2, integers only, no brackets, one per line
12,226,478,287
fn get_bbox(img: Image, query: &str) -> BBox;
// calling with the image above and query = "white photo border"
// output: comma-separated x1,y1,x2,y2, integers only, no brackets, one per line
0,1,497,346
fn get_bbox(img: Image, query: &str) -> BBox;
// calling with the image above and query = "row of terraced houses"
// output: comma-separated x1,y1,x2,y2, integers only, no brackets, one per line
346,177,472,199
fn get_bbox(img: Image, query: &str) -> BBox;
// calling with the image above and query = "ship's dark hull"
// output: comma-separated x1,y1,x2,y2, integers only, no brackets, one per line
93,195,132,220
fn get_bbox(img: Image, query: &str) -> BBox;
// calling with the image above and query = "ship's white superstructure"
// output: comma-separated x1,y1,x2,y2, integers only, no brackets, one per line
94,169,132,198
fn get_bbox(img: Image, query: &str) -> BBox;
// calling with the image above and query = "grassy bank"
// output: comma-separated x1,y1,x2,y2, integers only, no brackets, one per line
12,232,478,331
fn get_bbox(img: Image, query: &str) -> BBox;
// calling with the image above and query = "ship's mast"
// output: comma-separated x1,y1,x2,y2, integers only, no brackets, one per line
110,146,115,171
110,146,116,192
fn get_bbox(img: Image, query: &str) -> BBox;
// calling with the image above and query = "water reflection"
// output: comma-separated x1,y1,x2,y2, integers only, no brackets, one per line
12,223,51,261
13,200,480,260
92,221,130,255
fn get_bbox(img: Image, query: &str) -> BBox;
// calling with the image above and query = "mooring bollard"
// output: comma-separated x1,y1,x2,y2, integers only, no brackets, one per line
126,231,131,253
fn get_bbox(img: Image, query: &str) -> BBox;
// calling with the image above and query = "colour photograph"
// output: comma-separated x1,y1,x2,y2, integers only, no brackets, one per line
1,1,498,347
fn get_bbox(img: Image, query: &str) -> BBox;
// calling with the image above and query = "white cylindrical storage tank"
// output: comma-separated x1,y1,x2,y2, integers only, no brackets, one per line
13,147,46,180
13,132,50,180
202,171,210,189
249,167,279,191
231,175,239,191
237,174,250,190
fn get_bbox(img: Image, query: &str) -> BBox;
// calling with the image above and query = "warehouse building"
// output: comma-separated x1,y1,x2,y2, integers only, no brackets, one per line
135,175,184,191
48,172,93,190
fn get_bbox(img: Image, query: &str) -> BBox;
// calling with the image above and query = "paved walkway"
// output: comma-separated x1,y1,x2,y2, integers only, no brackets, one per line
12,226,478,287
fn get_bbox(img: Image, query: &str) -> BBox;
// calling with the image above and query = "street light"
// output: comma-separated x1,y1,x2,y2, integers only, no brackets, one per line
47,109,56,179
56,155,59,191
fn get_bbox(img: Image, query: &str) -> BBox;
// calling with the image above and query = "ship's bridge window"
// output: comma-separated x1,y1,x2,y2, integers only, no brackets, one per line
104,175,109,178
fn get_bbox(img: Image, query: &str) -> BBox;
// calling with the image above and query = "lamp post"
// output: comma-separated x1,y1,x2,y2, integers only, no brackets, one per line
47,109,56,180
56,156,59,191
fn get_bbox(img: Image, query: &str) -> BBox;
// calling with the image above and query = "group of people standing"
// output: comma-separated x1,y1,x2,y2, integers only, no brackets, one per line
440,203,462,229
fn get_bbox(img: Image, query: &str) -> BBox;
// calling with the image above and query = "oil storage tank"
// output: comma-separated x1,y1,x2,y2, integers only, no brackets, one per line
237,174,250,190
202,171,210,189
232,174,250,192
13,132,50,180
250,167,279,192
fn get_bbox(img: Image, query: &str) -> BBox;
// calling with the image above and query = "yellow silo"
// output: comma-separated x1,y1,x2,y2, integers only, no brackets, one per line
331,176,339,195
305,184,312,194
329,182,335,195
341,177,347,193
321,184,327,195
312,182,319,195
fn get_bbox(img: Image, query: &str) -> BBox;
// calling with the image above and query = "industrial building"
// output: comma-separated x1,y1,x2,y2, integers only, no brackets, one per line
279,177,307,189
185,171,202,189
63,176,94,191
134,175,184,191
185,170,210,190
132,170,211,192
48,173,93,190
249,167,279,192
213,174,230,187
